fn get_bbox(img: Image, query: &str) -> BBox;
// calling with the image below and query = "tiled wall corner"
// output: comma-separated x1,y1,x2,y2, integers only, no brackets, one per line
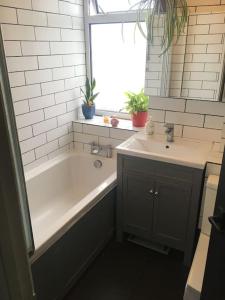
0,0,86,170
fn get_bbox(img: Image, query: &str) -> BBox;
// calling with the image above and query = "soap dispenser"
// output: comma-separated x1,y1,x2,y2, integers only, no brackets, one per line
145,116,154,135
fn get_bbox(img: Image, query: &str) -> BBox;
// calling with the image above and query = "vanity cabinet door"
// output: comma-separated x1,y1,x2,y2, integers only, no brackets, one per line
122,170,155,240
152,176,192,250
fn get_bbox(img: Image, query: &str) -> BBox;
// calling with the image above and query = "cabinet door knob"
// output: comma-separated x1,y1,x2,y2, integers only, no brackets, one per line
154,191,159,196
149,189,154,194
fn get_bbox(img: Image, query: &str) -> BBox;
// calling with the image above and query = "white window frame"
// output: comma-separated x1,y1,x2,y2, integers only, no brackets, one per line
83,1,145,118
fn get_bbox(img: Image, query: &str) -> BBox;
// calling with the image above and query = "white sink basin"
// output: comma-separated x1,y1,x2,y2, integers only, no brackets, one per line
116,133,213,169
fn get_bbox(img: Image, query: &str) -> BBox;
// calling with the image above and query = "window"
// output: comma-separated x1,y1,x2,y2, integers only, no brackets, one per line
85,1,147,113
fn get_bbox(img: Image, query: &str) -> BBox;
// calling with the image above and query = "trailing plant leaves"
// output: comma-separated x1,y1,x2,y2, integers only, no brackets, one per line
135,0,188,55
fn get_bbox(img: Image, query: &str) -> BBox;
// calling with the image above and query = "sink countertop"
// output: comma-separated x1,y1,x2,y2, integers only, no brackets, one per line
116,132,221,169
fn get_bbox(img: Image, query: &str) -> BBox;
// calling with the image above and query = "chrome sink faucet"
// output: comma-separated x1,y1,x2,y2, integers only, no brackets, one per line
164,123,174,143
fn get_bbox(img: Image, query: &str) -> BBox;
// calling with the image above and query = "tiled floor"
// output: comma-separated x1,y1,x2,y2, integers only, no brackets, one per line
64,240,189,300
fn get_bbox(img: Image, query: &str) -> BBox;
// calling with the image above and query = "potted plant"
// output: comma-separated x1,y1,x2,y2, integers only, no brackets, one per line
125,89,149,127
81,77,99,119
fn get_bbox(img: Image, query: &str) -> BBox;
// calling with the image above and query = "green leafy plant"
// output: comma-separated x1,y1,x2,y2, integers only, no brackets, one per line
125,89,149,114
134,0,188,54
81,77,99,106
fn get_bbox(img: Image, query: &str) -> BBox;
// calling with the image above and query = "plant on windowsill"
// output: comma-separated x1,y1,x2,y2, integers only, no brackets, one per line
81,77,99,120
125,89,149,127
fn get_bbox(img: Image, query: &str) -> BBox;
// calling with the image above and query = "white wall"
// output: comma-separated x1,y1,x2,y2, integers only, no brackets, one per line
0,0,85,170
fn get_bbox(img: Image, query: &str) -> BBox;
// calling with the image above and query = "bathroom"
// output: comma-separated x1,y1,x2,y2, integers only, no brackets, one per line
1,0,225,299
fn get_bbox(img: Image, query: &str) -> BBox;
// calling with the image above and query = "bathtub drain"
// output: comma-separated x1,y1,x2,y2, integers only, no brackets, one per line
94,160,103,168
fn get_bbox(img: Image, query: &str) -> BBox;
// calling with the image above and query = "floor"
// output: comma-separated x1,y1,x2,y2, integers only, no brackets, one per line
64,240,189,300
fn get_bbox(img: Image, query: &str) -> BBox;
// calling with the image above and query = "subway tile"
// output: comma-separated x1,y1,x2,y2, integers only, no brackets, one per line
11,84,41,102
33,118,57,136
53,66,75,80
165,111,204,127
35,27,61,41
6,56,38,72
62,53,85,66
0,0,32,9
25,69,52,84
188,89,215,99
32,0,59,13
21,41,50,56
73,122,83,132
58,133,73,147
35,140,59,159
38,55,63,69
47,125,68,141
55,88,80,103
50,41,85,54
74,141,84,151
47,13,72,28
41,80,64,95
65,76,85,90
184,62,205,72
186,45,207,54
109,128,134,140
188,25,210,35
29,94,55,111
20,134,46,153
44,103,66,119
24,156,48,171
149,97,185,112
72,16,84,29
83,124,110,137
197,14,225,24
182,80,202,89
9,72,25,87
67,99,80,112
205,63,221,72
99,136,123,148
0,7,17,23
1,24,35,41
16,110,44,128
57,111,76,126
186,100,225,116
17,126,33,142
187,0,220,6
3,41,22,57
210,24,225,34
22,150,35,165
207,44,224,54
192,53,220,63
190,72,217,81
48,144,70,159
14,100,29,115
17,9,47,26
74,132,98,144
195,34,222,44
61,29,84,41
148,109,165,122
183,126,221,142
59,1,83,17
204,115,224,130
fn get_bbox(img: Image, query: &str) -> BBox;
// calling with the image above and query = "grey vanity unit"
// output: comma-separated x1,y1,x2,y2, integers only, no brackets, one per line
116,154,205,266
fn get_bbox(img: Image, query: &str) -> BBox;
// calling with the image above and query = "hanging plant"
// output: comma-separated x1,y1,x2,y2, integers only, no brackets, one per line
133,0,188,54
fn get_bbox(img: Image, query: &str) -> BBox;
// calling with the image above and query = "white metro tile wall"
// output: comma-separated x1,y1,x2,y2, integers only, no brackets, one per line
0,0,86,170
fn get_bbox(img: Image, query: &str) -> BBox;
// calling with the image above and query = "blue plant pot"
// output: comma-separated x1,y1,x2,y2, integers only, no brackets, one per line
82,104,95,119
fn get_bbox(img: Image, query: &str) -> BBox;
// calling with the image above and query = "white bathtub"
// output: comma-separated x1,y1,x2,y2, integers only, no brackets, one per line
25,151,117,262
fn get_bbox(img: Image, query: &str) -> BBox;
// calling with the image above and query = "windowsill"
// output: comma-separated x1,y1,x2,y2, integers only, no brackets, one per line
73,116,145,132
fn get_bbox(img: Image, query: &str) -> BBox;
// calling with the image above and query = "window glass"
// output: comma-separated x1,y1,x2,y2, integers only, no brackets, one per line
91,23,146,112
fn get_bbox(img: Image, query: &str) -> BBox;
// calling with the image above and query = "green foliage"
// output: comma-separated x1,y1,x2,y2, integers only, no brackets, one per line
133,0,188,55
81,77,99,106
125,89,149,114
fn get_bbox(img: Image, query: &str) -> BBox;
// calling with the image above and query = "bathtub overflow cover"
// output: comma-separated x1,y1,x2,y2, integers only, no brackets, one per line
94,160,103,168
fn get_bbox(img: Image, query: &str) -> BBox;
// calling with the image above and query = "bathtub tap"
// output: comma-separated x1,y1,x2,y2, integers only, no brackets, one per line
90,142,112,158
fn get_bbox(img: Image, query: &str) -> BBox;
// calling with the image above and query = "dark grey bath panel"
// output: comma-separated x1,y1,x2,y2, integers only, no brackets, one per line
117,154,205,266
32,188,116,300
